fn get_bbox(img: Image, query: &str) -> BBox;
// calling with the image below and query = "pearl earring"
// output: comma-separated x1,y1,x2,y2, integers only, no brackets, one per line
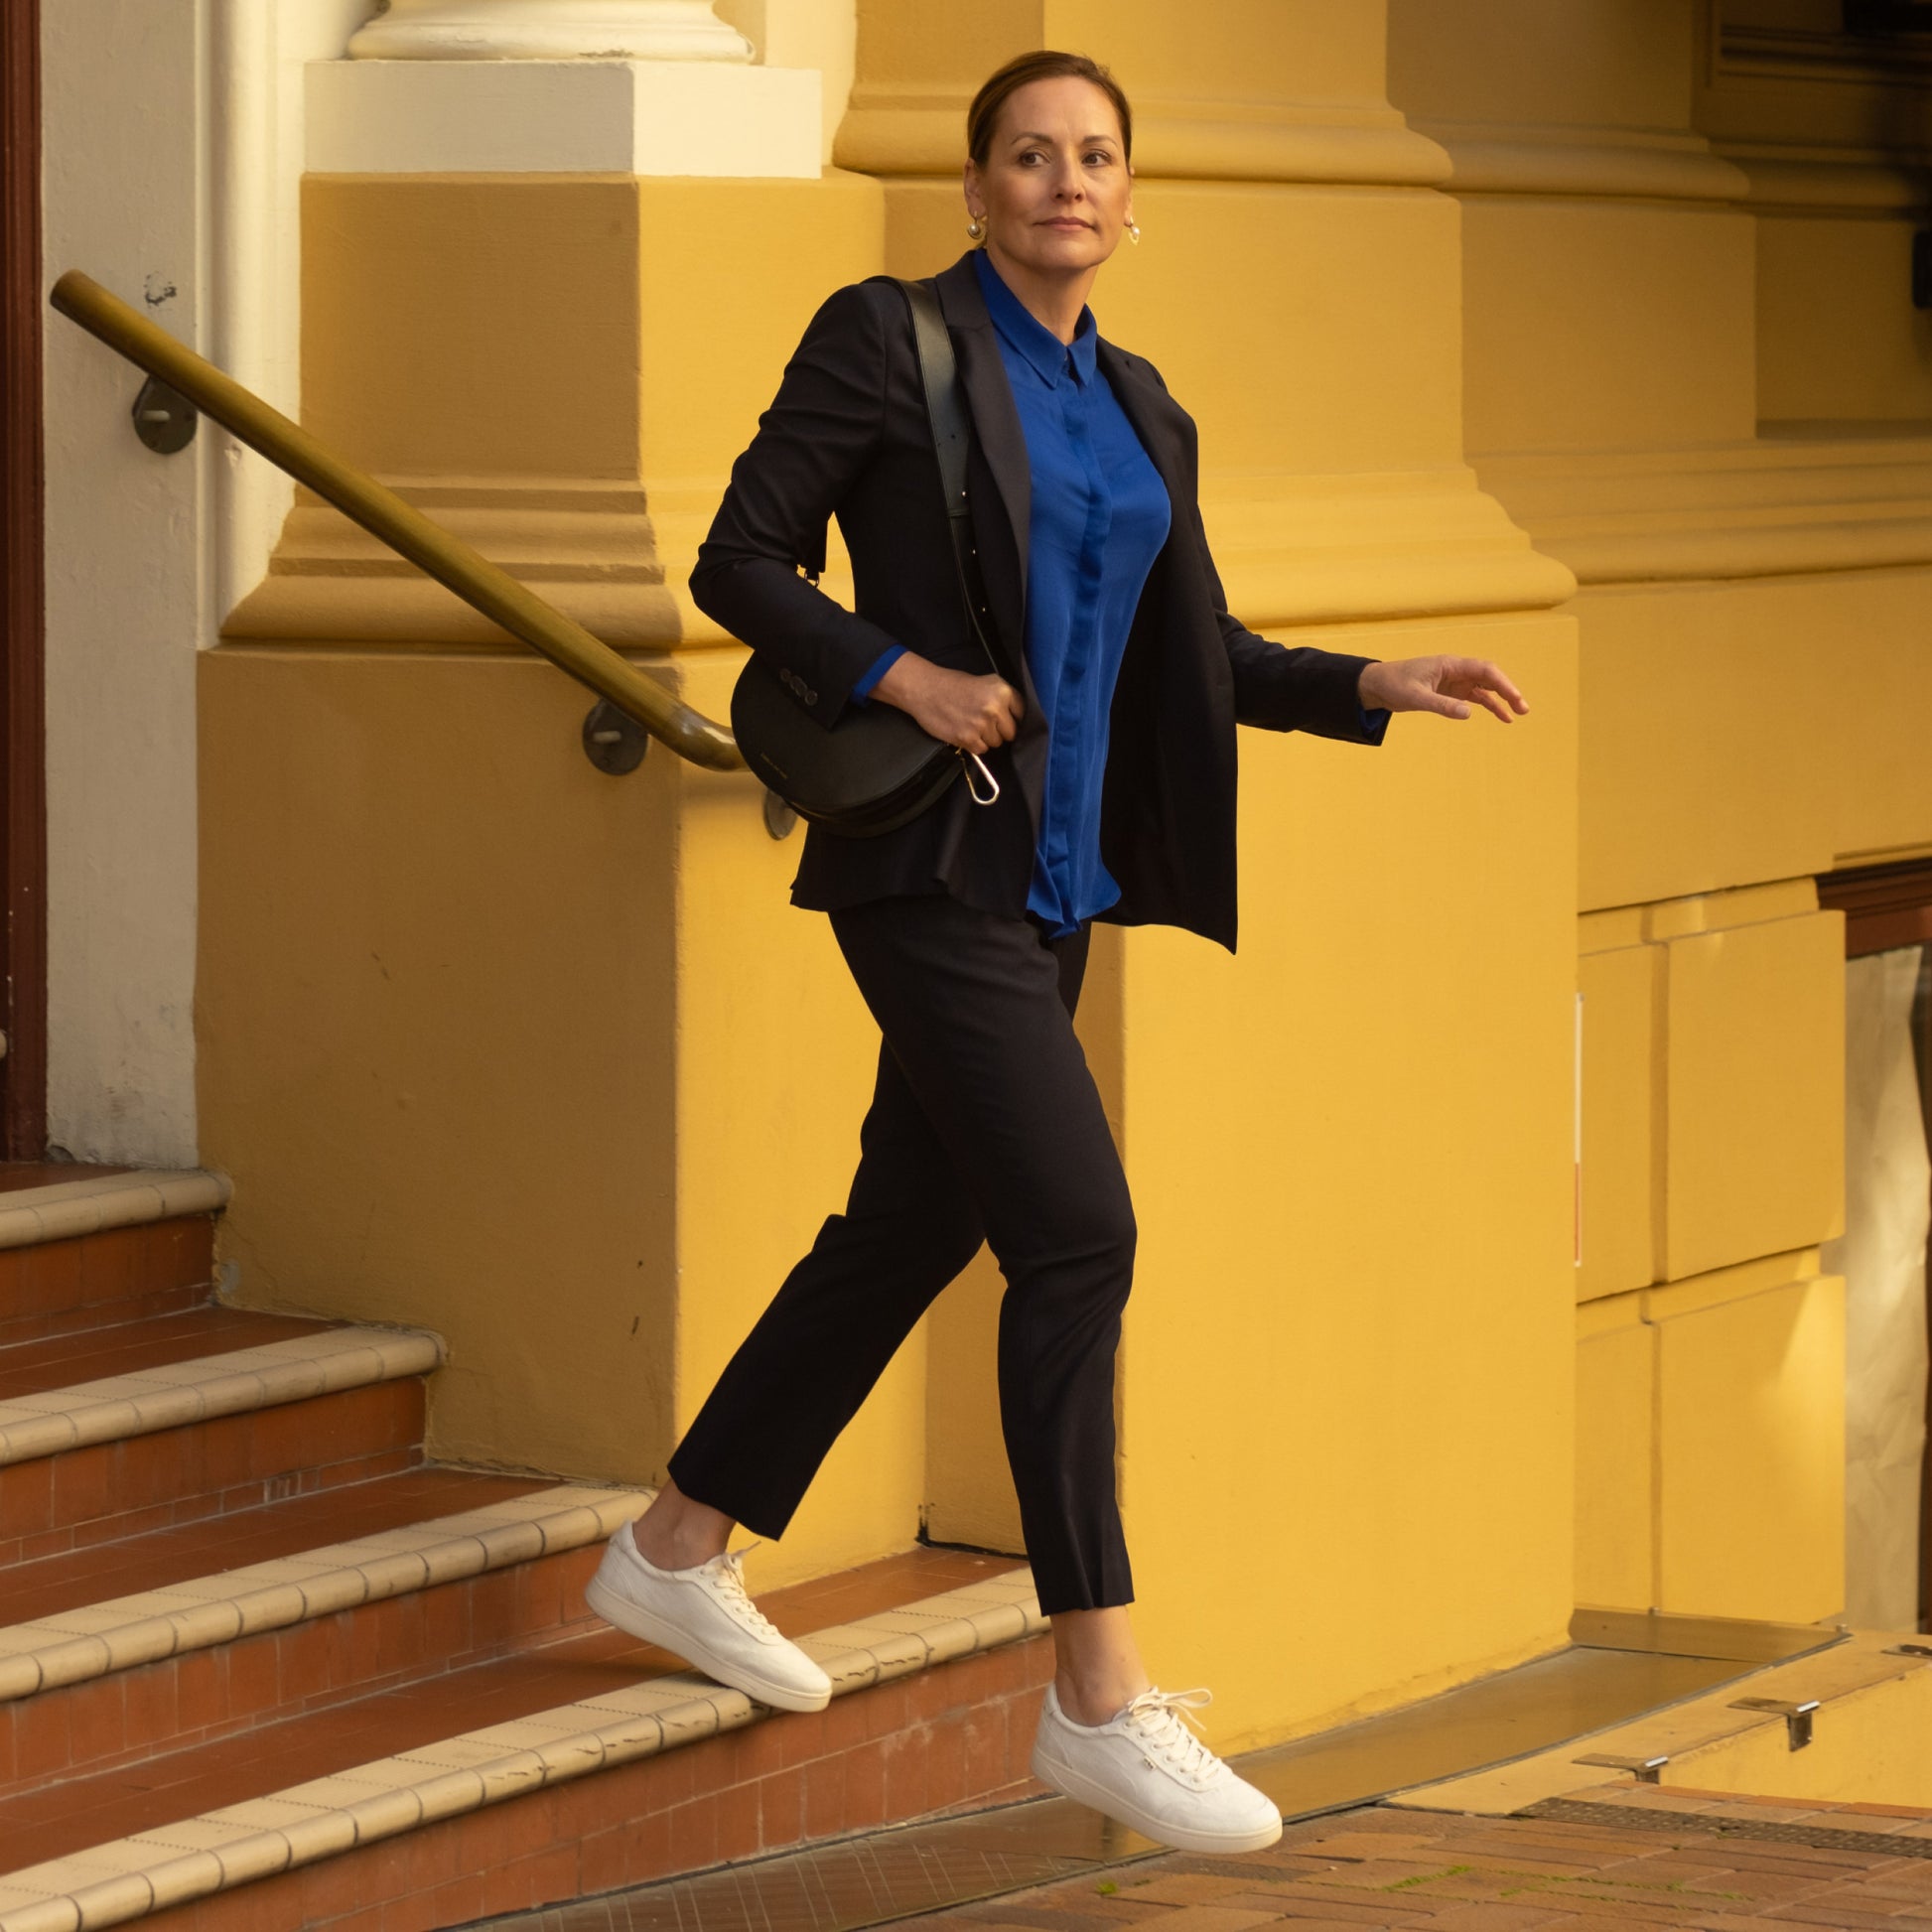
967,215,986,243
1127,219,1142,245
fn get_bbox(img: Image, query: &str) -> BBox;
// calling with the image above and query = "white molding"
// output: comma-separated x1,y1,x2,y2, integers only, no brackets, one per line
307,57,819,176
346,0,752,63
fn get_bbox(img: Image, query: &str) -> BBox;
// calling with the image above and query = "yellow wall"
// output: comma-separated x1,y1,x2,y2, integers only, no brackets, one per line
200,648,685,1475
1119,610,1578,1746
198,0,1932,1760
1386,0,1932,1632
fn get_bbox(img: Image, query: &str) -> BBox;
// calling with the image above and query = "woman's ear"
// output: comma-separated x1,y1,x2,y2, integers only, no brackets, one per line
962,159,983,223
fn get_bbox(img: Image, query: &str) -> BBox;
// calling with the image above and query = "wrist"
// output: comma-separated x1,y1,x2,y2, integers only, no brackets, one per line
873,651,925,708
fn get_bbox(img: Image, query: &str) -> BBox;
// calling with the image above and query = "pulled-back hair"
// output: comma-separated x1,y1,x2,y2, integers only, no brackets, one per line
966,50,1133,168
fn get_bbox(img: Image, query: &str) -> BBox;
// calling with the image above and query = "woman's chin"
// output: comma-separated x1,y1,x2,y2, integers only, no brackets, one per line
1003,236,1114,277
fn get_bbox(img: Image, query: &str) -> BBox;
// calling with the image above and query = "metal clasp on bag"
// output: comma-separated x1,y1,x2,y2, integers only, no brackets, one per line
960,750,1001,806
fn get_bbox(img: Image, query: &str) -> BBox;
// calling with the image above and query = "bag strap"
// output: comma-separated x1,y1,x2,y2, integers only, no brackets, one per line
896,279,1004,687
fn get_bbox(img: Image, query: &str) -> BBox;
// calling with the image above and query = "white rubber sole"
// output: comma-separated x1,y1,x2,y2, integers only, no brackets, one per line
584,1565,832,1715
1031,1737,1284,1855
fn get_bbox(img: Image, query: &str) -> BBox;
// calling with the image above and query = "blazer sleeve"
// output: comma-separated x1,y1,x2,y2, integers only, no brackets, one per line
1129,349,1391,746
689,280,908,730
1192,498,1391,745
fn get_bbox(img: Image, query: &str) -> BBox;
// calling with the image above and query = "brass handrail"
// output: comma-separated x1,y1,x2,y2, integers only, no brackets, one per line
49,270,744,773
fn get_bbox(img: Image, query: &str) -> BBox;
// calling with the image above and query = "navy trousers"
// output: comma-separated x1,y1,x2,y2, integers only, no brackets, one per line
667,892,1136,1614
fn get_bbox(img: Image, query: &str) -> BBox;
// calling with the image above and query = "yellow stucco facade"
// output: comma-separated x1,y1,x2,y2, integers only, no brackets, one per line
196,0,1932,1754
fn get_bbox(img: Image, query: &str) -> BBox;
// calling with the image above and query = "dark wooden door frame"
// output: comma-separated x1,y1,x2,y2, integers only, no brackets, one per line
0,0,45,1162
1817,857,1932,1633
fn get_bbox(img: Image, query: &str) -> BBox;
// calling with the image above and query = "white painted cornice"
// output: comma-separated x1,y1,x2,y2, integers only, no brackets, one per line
347,0,752,63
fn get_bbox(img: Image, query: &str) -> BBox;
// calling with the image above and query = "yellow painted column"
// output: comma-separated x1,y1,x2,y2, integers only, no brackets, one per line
204,33,931,1587
844,0,1581,1750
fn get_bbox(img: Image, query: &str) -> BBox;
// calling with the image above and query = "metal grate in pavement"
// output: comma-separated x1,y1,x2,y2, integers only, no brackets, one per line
1521,1797,1932,1859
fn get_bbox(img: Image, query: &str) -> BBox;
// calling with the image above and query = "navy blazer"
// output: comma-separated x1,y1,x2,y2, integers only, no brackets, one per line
689,250,1386,952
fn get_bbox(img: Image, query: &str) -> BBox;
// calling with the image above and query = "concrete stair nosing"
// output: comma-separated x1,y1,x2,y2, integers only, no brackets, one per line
0,1177,230,1259
0,1485,646,1704
0,1329,447,1470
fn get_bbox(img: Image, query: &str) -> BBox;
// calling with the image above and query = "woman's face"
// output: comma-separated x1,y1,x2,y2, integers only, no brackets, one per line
965,77,1133,279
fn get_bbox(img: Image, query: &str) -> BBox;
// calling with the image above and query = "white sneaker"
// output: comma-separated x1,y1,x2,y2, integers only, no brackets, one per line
585,1521,833,1714
1031,1684,1283,1855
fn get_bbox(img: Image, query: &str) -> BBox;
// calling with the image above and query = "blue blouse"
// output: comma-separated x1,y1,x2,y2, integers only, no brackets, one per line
976,251,1172,934
854,258,1167,934
853,255,1172,936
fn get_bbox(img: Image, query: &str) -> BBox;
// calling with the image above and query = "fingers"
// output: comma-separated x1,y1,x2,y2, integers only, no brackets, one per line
1428,656,1528,723
955,677,1022,756
1457,657,1529,718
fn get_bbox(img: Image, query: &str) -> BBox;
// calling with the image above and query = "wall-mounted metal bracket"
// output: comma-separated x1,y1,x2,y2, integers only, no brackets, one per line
131,374,197,454
762,789,798,841
1729,1697,1820,1750
1574,1752,1668,1784
582,698,649,775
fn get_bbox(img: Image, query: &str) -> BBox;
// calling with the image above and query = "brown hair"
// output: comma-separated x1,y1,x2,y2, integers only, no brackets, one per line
966,51,1133,169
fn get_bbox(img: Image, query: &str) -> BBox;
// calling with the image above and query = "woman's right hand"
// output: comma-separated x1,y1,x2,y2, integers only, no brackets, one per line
872,653,1025,755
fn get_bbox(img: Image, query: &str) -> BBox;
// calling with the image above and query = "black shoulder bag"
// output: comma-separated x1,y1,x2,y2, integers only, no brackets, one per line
729,279,1006,838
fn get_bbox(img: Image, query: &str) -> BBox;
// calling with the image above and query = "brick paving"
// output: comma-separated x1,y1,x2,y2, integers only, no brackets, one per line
914,1795,1932,1932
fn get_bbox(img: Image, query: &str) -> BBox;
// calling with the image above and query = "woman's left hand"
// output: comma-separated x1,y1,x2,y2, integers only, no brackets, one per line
1358,655,1528,723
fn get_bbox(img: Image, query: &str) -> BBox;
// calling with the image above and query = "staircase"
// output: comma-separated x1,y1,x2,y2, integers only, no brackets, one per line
0,1172,1053,1932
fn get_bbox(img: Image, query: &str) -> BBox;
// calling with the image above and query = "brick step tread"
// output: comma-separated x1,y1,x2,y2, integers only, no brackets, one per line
0,1385,427,1571
0,1312,342,1405
0,1550,1025,1881
3,1470,552,1628
0,1559,1042,1932
0,1176,226,1259
0,1520,607,1796
0,1483,641,1700
0,1221,215,1354
0,1327,445,1468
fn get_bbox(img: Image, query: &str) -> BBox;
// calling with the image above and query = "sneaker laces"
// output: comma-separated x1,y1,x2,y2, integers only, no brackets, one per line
699,1542,784,1641
1118,1686,1220,1789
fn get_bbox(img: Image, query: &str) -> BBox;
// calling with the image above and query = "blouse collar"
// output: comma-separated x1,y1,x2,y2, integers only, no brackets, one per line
972,248,1098,389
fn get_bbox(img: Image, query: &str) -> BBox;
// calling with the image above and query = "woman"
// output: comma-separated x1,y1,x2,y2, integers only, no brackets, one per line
587,50,1528,1854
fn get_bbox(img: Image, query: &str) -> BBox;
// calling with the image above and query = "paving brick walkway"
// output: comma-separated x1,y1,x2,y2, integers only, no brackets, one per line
919,1789,1932,1932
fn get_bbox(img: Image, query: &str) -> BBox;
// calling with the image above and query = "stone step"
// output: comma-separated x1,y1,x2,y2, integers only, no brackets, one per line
0,1325,444,1566
0,1175,227,1352
0,1479,641,1794
0,1555,1049,1932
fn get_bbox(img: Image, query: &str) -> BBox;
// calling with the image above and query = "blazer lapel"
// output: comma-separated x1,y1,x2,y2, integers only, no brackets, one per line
934,254,1031,618
1094,338,1195,514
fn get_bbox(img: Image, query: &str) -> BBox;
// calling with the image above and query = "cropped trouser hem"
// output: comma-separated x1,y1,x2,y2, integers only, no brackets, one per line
666,893,1137,1617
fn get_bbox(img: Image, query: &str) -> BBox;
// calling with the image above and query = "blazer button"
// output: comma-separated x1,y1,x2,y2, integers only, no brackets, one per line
804,687,819,704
